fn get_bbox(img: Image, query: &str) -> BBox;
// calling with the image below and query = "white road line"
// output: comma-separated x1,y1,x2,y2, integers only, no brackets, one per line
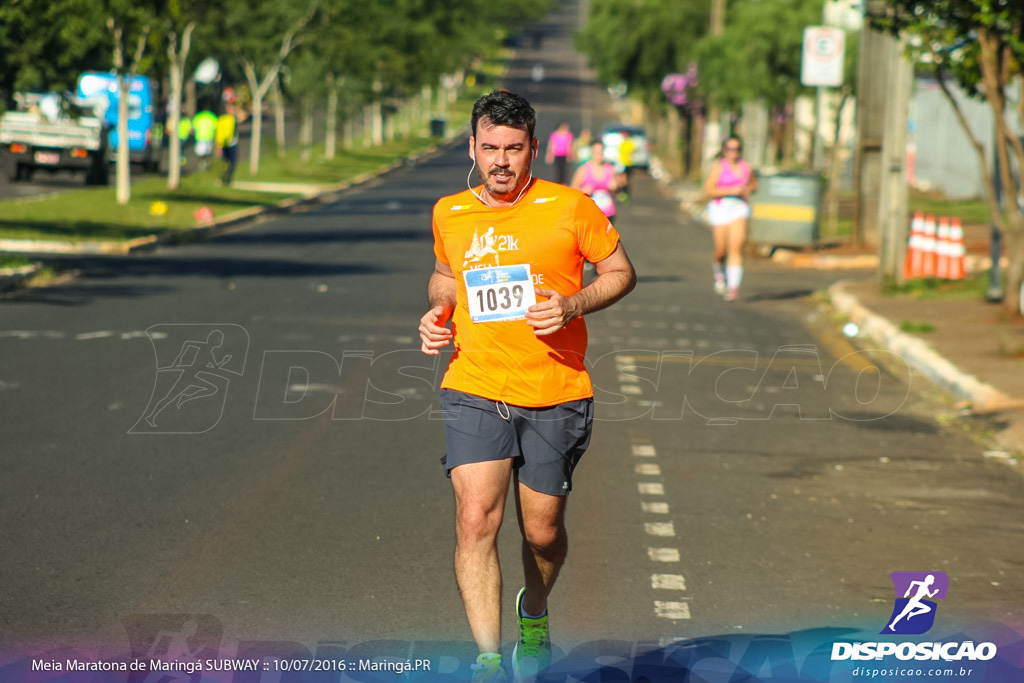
638,482,665,495
631,444,656,457
76,331,114,340
620,384,643,395
641,501,670,514
654,601,691,620
648,548,680,562
651,574,687,590
635,464,662,476
644,522,676,537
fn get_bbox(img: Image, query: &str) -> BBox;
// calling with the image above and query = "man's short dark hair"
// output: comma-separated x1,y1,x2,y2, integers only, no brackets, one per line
471,90,536,139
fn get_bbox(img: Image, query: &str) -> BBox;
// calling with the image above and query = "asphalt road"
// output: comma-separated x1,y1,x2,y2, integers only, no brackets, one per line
2,1,1023,680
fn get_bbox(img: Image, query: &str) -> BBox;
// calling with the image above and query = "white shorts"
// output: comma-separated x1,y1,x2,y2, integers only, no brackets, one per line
706,198,750,226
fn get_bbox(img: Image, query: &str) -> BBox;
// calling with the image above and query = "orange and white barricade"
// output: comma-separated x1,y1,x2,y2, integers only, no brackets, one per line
920,214,937,277
905,212,925,279
906,214,967,281
947,218,965,280
935,216,951,279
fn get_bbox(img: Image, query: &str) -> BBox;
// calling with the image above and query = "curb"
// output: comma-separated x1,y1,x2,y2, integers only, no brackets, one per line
828,280,1012,411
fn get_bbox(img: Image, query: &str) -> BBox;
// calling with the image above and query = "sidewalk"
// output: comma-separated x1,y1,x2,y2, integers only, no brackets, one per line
657,162,1024,457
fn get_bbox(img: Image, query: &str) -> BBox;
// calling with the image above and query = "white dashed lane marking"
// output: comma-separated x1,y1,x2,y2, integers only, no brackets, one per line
655,601,692,620
632,444,657,457
648,548,681,563
621,348,691,623
638,482,665,496
652,574,687,590
644,522,676,537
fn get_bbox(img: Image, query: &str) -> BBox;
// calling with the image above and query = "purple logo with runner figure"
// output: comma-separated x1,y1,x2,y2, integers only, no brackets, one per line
881,571,949,635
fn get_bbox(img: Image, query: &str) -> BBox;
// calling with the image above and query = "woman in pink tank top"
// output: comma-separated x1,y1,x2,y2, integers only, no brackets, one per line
571,141,625,224
703,136,757,301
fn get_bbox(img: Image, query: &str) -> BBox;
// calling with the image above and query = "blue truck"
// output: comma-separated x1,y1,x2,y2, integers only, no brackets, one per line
76,71,164,172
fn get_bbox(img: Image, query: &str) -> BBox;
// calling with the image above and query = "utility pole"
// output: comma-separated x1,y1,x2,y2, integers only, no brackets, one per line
855,1,912,281
877,35,913,284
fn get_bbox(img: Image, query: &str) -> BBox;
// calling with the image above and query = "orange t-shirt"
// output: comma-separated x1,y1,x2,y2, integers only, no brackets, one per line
432,178,621,407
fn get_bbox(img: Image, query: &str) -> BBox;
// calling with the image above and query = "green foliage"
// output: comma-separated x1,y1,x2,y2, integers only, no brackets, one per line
695,0,824,111
884,272,989,300
899,319,936,333
577,0,707,103
578,0,832,111
0,0,107,97
870,0,1024,100
0,0,542,107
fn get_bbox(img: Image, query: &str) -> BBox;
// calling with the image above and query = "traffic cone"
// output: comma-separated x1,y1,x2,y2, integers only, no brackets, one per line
948,218,966,280
935,216,951,279
921,214,937,277
905,211,925,279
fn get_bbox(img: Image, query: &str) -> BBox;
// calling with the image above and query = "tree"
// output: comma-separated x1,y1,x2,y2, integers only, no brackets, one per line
871,0,1024,317
577,0,708,106
161,0,210,191
0,0,107,101
217,0,320,178
102,0,160,205
695,0,824,164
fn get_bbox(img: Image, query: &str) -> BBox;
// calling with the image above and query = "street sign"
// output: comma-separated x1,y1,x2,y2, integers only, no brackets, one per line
801,26,845,87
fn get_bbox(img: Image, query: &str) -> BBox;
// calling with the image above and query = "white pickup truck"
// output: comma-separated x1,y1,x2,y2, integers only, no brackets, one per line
0,93,110,185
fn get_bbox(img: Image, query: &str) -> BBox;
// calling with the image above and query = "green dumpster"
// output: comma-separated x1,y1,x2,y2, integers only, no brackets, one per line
748,170,823,246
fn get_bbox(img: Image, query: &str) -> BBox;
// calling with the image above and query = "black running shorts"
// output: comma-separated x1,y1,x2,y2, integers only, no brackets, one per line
438,388,594,496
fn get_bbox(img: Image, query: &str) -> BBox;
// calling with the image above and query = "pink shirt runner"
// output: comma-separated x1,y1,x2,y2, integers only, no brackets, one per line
548,130,574,157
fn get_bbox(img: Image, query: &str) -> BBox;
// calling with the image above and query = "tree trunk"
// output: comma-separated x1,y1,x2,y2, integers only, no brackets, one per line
166,60,184,191
372,101,384,146
325,75,338,160
273,77,286,160
300,97,313,163
116,75,131,205
245,67,264,177
165,23,195,192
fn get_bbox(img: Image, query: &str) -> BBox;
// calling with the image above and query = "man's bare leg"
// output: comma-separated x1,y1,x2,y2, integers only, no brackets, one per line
451,459,514,654
514,481,568,616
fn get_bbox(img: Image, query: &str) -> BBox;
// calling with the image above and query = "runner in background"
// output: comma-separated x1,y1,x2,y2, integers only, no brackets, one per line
571,140,625,225
544,121,574,185
703,135,757,302
616,131,635,202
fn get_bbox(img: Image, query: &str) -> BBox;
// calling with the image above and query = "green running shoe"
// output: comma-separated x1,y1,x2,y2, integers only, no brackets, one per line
511,588,551,681
471,653,507,682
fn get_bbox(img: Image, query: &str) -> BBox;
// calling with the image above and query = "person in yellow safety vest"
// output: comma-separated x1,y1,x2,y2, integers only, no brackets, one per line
178,117,192,143
192,110,218,169
617,133,635,202
177,117,193,163
215,106,241,185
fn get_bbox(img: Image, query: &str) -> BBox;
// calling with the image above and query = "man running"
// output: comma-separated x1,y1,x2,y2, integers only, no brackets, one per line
419,90,636,682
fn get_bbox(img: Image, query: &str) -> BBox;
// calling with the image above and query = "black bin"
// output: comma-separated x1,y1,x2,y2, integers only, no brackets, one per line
430,118,446,138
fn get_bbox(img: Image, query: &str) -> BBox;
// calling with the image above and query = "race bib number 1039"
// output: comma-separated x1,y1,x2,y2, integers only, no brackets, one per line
464,264,537,323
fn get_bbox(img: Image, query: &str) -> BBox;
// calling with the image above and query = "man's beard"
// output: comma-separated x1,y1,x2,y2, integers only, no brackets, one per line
479,160,532,200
